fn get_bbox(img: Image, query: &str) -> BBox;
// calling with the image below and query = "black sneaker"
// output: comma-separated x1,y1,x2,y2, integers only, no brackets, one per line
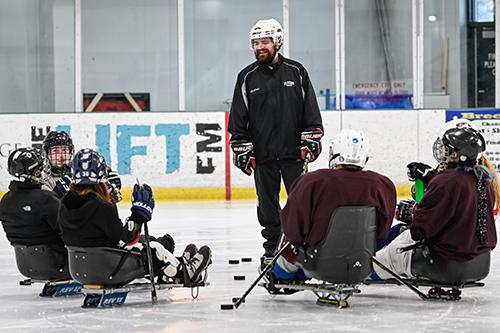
182,245,212,286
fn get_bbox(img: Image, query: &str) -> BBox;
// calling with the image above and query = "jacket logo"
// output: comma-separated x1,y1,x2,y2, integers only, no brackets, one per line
250,87,260,94
23,206,31,212
284,81,295,87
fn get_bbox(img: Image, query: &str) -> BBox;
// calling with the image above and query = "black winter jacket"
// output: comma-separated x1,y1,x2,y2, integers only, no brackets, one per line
228,54,323,163
58,192,144,248
0,181,63,246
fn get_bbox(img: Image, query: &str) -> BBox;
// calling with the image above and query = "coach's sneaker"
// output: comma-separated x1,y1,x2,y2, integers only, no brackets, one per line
182,245,212,287
182,243,198,261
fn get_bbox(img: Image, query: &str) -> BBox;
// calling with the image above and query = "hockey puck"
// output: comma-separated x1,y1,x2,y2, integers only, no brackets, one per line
232,297,245,303
228,259,240,264
234,275,246,281
241,257,252,262
220,304,234,310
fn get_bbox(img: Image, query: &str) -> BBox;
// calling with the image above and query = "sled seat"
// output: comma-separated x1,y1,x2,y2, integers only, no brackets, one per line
411,248,490,285
67,246,146,287
13,244,70,281
294,206,377,284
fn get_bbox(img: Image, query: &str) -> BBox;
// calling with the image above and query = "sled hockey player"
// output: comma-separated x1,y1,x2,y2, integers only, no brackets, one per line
228,18,323,268
58,148,212,286
42,130,74,195
263,129,396,293
405,118,500,209
372,126,497,280
42,130,122,202
0,147,70,280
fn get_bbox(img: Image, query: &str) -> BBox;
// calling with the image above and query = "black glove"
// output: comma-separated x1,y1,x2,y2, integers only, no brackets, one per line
395,199,415,225
53,175,72,197
131,184,155,222
406,162,436,185
300,127,323,161
107,170,122,202
230,140,256,176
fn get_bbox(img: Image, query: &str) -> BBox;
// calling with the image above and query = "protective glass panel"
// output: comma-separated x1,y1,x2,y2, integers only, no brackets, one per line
184,0,282,111
82,0,178,111
471,0,494,23
345,0,413,110
289,0,335,111
424,1,481,108
0,0,75,113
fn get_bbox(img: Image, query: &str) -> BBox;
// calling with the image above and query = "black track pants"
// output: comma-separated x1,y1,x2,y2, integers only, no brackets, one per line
253,159,304,255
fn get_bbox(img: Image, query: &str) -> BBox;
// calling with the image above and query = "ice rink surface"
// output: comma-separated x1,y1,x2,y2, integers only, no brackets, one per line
0,201,499,333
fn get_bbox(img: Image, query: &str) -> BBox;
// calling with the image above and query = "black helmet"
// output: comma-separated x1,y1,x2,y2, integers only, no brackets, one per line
7,147,48,183
42,131,74,155
440,127,485,165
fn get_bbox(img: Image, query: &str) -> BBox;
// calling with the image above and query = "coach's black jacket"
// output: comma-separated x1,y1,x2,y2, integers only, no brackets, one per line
228,54,323,163
0,181,63,246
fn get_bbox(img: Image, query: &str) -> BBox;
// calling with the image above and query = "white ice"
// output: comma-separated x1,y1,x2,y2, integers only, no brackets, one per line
0,201,499,333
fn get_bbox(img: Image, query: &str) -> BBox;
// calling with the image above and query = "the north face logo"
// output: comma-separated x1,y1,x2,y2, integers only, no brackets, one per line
284,81,295,87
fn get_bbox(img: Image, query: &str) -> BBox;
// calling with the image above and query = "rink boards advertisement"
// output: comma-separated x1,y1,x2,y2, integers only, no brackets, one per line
0,112,228,199
446,109,500,172
0,109,459,200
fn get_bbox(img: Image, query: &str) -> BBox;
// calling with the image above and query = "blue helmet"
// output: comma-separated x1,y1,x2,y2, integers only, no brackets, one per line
71,148,108,185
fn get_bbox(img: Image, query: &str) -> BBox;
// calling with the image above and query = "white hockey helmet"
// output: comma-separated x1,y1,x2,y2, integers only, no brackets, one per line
330,129,370,169
440,118,478,136
249,18,284,50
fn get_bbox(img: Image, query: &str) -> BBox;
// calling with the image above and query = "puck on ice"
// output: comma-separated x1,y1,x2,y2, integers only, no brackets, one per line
241,257,252,262
234,275,245,281
228,259,240,264
220,304,234,310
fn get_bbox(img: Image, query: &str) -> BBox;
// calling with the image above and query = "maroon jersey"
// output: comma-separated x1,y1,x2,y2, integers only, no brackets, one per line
411,167,497,261
281,168,397,247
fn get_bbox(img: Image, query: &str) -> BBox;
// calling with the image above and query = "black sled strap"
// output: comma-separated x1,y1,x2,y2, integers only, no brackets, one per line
108,251,133,280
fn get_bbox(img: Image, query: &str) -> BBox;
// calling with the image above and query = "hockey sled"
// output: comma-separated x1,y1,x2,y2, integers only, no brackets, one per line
67,246,209,308
368,248,490,301
14,244,82,297
261,206,377,308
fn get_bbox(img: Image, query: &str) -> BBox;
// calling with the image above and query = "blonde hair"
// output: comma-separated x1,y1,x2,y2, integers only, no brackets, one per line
69,183,115,205
480,155,500,209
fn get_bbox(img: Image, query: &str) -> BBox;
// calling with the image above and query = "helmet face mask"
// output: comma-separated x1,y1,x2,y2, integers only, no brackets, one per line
43,131,74,171
435,127,485,165
330,129,370,169
48,145,72,169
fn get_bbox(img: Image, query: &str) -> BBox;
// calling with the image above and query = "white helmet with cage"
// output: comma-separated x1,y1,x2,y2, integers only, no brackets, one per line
329,129,370,169
249,18,284,50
